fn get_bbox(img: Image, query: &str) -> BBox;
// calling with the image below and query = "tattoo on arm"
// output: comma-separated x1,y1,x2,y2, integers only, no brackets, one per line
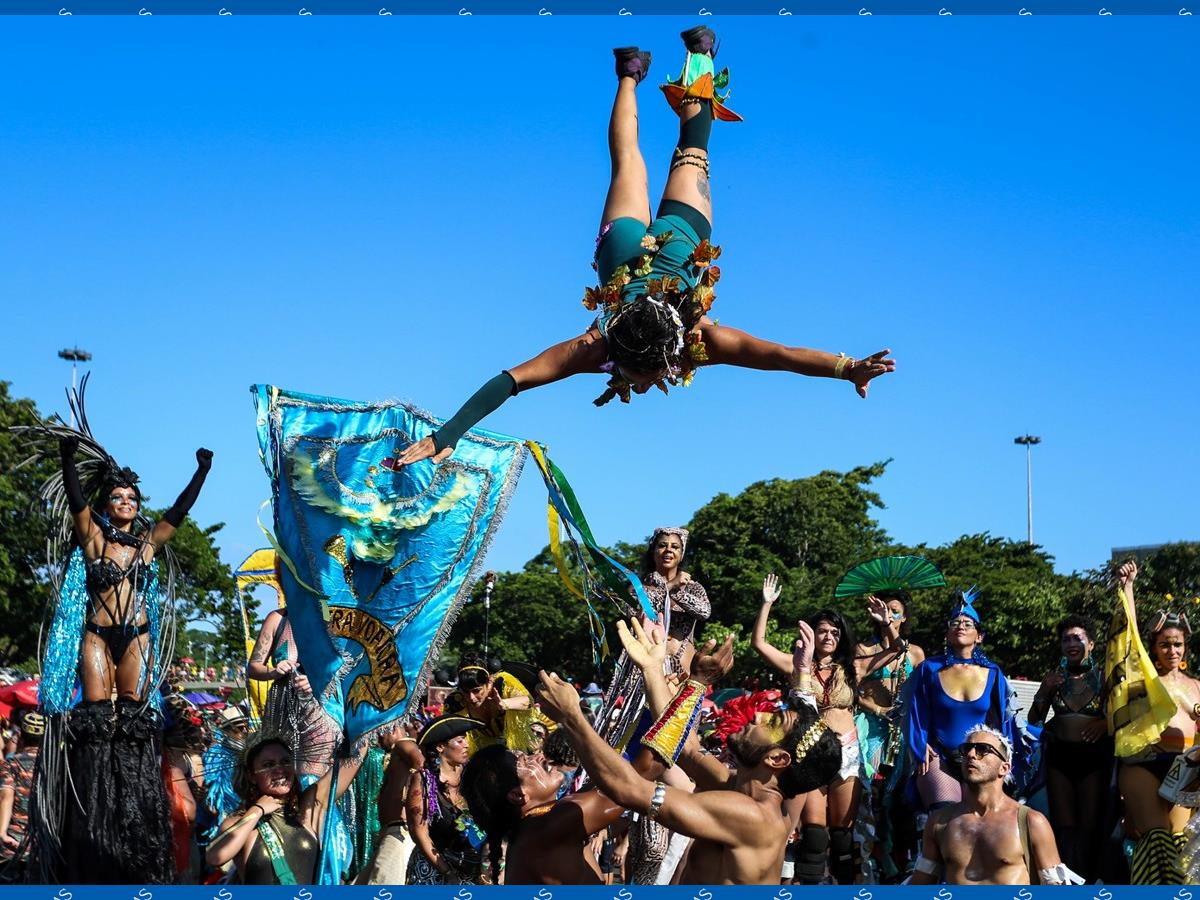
697,175,710,202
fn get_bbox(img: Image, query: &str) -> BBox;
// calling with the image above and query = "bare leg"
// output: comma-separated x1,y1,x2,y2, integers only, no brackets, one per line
1120,763,1172,835
600,76,651,229
826,776,863,829
80,630,116,702
115,630,153,701
660,101,712,226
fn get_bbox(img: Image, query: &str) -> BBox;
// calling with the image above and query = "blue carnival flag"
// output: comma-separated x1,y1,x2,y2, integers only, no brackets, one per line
251,385,526,741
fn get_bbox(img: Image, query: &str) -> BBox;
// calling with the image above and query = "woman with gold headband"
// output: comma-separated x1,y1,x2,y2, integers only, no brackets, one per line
443,652,536,756
1112,561,1200,884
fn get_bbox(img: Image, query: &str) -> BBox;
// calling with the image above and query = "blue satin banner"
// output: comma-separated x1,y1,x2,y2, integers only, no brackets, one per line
252,384,526,741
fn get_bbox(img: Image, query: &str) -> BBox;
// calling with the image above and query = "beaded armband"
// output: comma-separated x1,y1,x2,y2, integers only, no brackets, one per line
641,679,706,767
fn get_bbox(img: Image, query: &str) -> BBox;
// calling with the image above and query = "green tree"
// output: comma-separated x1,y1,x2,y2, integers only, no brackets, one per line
159,514,242,666
0,382,56,668
687,462,894,633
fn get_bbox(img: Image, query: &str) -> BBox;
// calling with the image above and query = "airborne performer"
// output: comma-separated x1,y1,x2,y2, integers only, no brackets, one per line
396,26,895,469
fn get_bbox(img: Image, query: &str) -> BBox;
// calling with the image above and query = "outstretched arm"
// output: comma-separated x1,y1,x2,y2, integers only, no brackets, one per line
246,611,290,682
301,740,369,838
698,322,894,399
752,575,794,675
395,329,609,467
59,437,97,549
150,449,213,548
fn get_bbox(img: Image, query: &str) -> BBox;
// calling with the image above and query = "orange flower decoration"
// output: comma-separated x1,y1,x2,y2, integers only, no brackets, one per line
691,240,722,268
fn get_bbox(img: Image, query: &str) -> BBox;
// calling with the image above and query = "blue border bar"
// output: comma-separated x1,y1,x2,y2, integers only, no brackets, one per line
7,0,1200,14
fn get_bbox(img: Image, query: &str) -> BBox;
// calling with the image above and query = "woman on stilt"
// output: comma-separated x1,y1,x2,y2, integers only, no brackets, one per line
395,26,894,470
22,381,211,883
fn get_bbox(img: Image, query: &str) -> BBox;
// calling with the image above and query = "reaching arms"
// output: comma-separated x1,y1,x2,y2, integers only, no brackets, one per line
697,322,895,399
752,574,795,675
301,741,369,838
59,437,96,544
394,330,609,468
151,448,213,547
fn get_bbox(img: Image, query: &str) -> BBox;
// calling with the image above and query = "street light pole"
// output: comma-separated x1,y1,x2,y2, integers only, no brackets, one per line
1013,435,1042,545
57,347,93,427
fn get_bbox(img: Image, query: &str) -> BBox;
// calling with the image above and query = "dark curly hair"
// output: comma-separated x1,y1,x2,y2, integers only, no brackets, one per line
1056,614,1096,642
777,706,843,798
604,296,691,376
543,728,578,769
461,745,521,884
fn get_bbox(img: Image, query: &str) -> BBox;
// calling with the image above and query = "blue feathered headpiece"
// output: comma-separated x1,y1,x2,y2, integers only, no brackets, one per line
949,586,982,625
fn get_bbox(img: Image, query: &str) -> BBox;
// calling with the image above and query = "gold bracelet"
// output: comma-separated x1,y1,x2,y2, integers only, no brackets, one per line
833,354,853,380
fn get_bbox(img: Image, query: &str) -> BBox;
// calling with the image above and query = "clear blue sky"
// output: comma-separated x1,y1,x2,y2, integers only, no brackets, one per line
2,17,1196,611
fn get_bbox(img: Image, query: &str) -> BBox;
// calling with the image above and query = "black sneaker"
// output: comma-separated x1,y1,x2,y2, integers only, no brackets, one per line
679,25,717,58
613,46,652,83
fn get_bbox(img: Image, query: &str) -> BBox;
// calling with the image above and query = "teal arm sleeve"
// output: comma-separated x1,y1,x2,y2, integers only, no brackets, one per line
431,371,519,452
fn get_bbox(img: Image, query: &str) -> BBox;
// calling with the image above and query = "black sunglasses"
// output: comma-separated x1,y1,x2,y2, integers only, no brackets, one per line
957,741,1006,761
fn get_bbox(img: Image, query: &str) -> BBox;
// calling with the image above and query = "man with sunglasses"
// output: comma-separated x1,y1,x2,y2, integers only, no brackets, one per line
910,725,1079,885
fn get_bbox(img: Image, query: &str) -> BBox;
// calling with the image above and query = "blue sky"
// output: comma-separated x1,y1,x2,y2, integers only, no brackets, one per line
2,16,1196,613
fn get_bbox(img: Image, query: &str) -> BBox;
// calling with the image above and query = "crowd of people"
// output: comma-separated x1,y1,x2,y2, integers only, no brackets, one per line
4,513,1200,887
2,22,1199,890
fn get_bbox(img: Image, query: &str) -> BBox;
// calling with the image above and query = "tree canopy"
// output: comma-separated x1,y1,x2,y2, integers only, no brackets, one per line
444,460,1200,684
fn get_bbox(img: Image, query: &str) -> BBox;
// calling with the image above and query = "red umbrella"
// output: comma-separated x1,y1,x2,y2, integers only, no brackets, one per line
178,657,195,665
0,680,40,721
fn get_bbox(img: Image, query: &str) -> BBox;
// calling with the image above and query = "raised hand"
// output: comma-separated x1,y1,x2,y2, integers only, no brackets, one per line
793,620,816,671
391,436,454,469
866,594,890,624
762,573,782,606
690,633,735,686
59,435,79,457
537,670,582,723
196,448,213,469
617,617,667,673
848,349,895,399
1118,560,1138,589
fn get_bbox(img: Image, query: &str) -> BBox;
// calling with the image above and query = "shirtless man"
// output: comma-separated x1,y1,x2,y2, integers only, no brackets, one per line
355,722,424,884
537,620,842,884
460,626,735,884
909,725,1079,886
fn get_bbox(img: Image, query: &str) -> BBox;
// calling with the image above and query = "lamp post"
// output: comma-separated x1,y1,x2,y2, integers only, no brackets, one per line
1013,435,1041,545
57,347,92,427
482,572,495,657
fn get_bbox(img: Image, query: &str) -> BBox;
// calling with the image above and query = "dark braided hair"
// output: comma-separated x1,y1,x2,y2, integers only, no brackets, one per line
461,745,521,884
542,728,578,769
604,296,689,376
777,705,843,798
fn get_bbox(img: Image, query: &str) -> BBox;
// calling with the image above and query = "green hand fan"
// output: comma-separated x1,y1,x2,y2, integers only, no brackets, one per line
834,555,945,599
